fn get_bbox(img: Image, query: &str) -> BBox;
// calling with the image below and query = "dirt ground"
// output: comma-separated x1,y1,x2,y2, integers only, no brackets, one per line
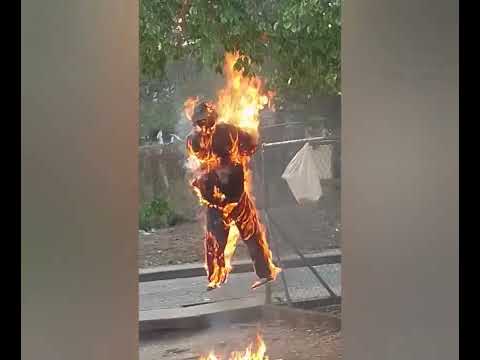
138,221,252,268
140,305,342,360
138,211,339,269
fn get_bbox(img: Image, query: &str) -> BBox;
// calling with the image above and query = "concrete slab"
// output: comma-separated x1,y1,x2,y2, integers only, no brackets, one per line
140,271,266,311
139,264,342,332
140,296,265,332
139,249,341,282
140,300,341,333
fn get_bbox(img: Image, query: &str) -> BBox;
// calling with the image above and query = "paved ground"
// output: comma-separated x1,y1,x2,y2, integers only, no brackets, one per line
140,309,342,360
139,261,342,359
139,263,341,310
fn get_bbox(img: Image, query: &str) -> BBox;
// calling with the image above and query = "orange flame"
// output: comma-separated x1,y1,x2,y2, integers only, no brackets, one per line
205,223,240,289
199,334,268,360
184,96,200,121
224,224,240,273
216,52,274,139
186,52,280,289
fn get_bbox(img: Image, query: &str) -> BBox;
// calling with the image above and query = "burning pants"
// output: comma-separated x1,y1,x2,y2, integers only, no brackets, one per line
205,193,274,284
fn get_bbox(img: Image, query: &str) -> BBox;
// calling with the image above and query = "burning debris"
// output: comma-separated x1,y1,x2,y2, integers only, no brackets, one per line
199,334,268,360
184,52,280,290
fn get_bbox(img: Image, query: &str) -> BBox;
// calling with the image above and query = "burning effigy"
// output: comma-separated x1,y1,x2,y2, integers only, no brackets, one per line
184,52,280,290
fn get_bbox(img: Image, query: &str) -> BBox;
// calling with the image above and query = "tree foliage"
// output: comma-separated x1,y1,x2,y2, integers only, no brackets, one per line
140,0,341,97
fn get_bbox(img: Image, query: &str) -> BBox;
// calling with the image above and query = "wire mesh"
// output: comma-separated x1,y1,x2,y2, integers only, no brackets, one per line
253,136,342,306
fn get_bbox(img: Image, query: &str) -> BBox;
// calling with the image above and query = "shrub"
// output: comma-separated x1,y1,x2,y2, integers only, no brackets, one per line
139,197,185,231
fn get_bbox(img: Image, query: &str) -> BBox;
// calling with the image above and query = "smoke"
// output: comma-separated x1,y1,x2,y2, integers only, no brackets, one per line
185,153,201,172
172,63,224,141
175,106,195,141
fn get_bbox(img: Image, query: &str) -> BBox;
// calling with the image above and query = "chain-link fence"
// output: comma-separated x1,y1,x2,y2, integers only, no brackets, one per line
251,133,342,306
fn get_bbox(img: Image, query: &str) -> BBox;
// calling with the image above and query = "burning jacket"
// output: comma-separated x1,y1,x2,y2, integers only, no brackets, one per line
186,122,257,207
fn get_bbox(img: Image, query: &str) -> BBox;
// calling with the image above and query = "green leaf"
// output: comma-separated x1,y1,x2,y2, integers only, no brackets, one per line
140,0,342,95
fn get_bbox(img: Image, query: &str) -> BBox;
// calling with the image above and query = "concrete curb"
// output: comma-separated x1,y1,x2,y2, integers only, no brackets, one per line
139,297,265,333
139,296,341,334
139,249,341,282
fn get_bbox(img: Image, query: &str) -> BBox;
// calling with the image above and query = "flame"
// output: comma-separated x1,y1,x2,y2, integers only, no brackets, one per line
216,52,274,138
224,223,240,273
184,96,200,121
205,222,240,289
186,52,280,289
199,334,268,360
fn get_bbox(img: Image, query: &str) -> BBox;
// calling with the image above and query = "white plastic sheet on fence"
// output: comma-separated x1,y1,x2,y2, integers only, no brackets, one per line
281,142,323,203
312,144,333,180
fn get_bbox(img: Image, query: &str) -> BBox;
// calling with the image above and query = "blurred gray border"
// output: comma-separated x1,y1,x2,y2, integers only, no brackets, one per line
22,1,458,359
341,1,458,359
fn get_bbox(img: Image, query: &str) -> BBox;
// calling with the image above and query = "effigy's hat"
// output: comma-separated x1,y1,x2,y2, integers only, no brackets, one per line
191,101,218,128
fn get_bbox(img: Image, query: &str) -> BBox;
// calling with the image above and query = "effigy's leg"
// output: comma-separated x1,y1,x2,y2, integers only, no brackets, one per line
232,194,280,285
243,230,273,279
205,207,229,289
